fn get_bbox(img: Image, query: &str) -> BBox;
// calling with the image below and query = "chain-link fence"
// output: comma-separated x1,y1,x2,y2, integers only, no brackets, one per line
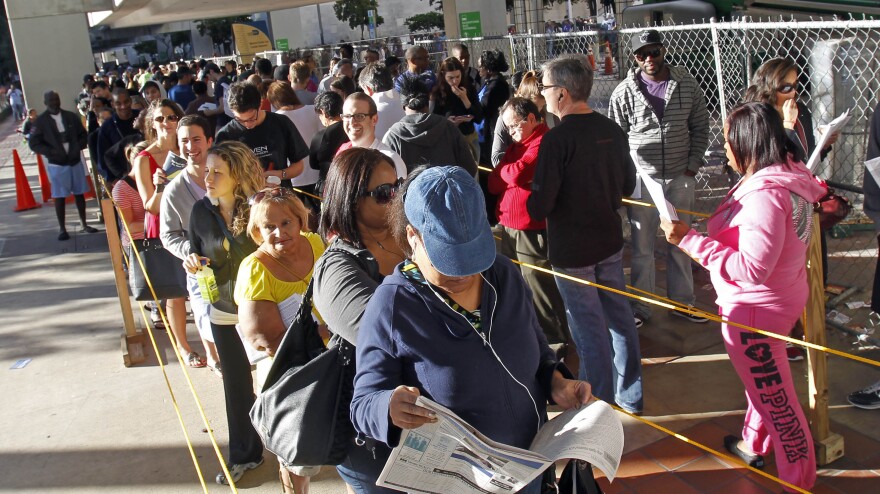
424,19,880,293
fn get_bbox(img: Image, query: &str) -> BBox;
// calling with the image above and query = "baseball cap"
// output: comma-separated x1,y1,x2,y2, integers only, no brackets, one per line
631,29,664,53
404,166,496,277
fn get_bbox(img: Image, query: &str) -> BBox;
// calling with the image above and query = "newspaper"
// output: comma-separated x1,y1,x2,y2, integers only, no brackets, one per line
377,397,624,494
806,109,851,171
630,151,678,221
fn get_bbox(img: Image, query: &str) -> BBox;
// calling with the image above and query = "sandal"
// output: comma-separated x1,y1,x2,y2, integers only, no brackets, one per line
186,351,206,368
723,435,764,468
207,360,222,378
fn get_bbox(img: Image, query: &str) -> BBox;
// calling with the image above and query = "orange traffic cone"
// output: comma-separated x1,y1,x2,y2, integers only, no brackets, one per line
12,149,40,212
587,47,597,71
84,175,97,200
35,154,51,203
604,41,613,75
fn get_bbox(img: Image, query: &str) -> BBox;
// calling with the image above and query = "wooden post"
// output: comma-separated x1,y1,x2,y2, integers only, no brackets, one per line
100,196,146,367
803,212,844,465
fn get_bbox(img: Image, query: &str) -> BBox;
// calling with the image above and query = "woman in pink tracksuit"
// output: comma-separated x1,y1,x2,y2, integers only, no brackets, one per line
662,102,824,492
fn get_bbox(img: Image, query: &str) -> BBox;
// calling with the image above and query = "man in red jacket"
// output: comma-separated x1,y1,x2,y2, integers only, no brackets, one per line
489,97,571,350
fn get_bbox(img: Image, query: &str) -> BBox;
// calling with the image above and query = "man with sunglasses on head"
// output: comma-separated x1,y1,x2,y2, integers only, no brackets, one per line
215,81,308,187
609,29,710,329
336,93,408,178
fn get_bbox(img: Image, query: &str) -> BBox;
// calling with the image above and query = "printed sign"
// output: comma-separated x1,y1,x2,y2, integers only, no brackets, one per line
459,12,482,38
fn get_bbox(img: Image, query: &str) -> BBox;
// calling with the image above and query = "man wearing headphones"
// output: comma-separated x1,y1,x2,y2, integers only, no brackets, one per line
528,55,643,415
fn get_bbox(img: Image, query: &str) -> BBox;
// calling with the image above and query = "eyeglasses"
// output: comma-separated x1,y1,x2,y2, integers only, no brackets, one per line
363,178,404,205
154,114,180,123
248,186,294,205
341,113,375,122
537,83,560,92
777,83,798,94
234,111,260,125
634,47,663,62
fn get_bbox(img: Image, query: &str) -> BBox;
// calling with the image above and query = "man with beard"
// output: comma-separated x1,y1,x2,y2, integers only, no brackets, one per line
608,29,710,328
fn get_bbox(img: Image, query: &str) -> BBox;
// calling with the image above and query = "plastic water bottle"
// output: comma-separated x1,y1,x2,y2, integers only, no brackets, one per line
196,259,220,304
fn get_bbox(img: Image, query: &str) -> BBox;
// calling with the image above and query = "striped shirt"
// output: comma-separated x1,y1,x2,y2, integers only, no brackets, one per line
608,65,710,178
112,179,145,249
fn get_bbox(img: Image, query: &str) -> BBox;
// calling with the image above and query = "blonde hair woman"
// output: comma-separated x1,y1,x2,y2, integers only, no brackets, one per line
183,141,268,485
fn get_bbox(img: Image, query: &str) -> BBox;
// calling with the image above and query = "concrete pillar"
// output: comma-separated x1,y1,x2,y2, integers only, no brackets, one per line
5,0,102,112
269,8,306,52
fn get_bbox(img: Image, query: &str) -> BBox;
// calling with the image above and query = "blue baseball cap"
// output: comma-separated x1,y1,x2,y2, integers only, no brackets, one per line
404,166,495,277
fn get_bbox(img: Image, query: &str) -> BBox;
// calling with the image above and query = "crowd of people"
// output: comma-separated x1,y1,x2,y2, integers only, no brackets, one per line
21,28,880,494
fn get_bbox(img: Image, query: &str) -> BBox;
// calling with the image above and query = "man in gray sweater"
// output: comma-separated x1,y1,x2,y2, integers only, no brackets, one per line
159,115,219,372
609,29,710,327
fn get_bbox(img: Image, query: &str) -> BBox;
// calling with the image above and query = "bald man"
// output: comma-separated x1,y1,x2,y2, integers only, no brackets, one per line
29,91,98,240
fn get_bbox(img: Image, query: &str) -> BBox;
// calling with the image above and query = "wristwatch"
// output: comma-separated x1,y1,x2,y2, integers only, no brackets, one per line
281,168,286,179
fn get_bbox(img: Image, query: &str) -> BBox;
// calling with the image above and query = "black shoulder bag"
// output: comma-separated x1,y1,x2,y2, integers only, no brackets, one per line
249,276,356,467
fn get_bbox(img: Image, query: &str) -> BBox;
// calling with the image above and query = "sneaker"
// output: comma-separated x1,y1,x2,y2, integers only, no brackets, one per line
216,457,264,485
847,381,880,410
634,315,644,329
786,343,805,362
670,306,709,323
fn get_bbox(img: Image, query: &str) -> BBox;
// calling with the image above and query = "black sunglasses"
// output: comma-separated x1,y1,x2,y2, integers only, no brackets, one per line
249,186,294,205
777,83,798,94
363,178,404,205
634,47,663,62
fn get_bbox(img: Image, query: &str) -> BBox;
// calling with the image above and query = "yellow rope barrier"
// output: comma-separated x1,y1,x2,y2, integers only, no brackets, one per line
100,178,239,493
607,402,811,494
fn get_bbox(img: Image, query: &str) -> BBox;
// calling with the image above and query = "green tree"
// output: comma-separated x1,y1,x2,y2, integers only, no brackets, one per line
132,40,158,57
405,12,445,33
333,0,385,39
195,15,250,48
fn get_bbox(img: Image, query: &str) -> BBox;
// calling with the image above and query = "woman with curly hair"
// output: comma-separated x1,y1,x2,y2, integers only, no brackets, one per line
475,49,510,164
183,140,267,486
434,57,484,161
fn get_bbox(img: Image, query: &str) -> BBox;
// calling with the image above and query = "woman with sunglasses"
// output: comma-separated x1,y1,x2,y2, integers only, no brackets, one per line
661,102,823,492
312,148,404,494
132,99,202,367
743,58,840,161
183,141,267,486
234,186,326,494
434,57,484,162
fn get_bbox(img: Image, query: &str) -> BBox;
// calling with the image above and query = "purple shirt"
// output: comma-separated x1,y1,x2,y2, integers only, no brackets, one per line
638,72,669,121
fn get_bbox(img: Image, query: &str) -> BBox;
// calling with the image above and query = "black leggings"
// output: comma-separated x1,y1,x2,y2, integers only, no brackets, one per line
211,322,264,464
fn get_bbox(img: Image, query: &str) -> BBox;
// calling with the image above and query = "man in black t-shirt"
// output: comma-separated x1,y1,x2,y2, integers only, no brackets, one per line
215,82,308,187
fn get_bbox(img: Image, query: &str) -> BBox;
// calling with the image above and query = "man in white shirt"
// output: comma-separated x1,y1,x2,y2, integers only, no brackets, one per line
337,92,407,178
358,62,405,142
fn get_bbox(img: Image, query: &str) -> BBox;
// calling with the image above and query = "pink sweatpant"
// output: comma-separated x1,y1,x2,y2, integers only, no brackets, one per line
720,304,817,492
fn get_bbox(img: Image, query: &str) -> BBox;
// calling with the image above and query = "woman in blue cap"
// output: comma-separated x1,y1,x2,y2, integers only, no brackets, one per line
350,165,591,494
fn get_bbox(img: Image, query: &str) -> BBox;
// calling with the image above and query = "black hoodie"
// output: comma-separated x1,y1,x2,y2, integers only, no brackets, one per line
382,112,477,176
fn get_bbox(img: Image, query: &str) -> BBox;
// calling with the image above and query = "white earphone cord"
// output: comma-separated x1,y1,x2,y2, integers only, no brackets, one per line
427,275,542,434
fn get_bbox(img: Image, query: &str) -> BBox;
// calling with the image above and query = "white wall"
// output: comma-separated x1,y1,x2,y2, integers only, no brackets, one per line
7,12,96,111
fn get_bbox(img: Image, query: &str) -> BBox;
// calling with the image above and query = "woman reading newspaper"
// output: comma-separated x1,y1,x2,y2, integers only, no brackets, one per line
350,166,591,494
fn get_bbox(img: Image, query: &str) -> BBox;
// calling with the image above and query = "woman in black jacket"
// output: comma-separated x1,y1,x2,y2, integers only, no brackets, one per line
476,49,511,165
434,57,484,162
183,140,267,486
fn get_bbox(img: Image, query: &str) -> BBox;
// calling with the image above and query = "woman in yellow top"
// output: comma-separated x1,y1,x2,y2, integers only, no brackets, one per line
235,187,325,494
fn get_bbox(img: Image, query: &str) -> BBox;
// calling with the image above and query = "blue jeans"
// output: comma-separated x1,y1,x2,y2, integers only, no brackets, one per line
627,174,697,319
554,249,643,413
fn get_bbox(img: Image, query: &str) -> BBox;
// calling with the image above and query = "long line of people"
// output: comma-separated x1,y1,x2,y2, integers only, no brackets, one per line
35,30,876,494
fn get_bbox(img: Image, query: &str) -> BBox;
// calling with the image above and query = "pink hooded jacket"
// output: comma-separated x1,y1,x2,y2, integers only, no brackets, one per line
677,160,825,308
